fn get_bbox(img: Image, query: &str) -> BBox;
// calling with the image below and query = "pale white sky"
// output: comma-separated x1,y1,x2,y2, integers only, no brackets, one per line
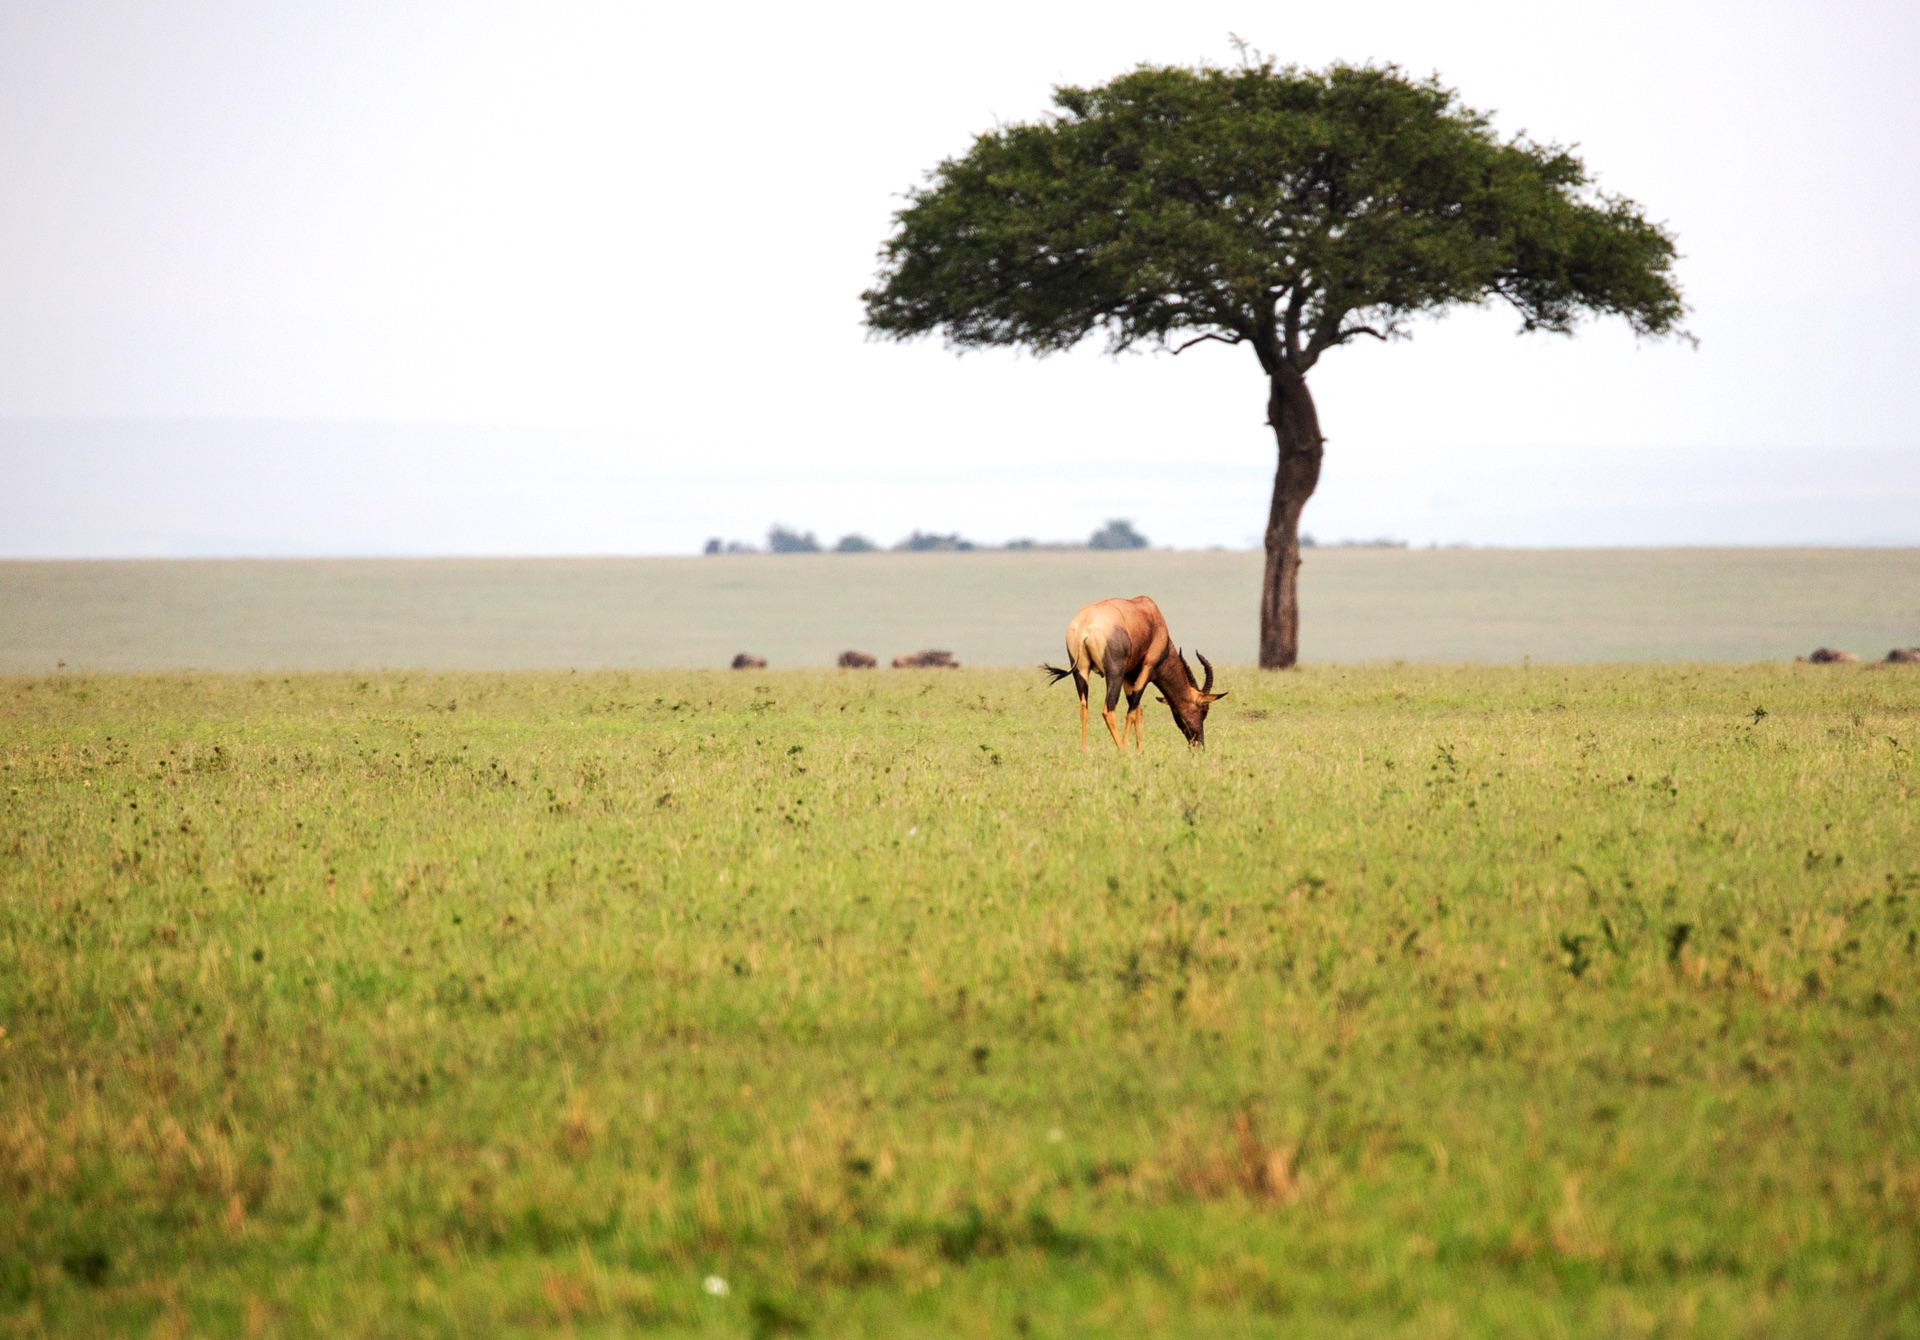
0,0,1916,554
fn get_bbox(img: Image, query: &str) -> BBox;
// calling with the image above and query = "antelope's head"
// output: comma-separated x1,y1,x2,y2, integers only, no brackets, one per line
1158,650,1227,747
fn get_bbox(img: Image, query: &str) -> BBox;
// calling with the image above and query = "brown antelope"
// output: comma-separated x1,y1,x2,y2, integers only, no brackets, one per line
1043,596,1225,749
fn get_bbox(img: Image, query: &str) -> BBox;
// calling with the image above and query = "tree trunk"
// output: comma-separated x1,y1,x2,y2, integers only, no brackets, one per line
1259,365,1324,670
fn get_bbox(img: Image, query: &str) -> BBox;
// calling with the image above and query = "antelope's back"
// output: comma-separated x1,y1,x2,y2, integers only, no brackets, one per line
1064,597,1162,676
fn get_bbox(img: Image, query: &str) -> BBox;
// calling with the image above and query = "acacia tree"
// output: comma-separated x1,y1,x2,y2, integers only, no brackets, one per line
863,61,1687,668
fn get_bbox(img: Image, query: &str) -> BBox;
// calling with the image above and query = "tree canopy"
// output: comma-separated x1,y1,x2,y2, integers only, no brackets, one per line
863,61,1686,375
1088,518,1151,550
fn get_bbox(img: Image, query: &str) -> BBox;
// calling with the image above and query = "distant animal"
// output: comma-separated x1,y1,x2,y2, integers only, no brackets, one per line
1043,595,1224,750
891,650,959,669
837,650,878,669
1887,647,1920,664
730,653,767,670
1801,648,1859,664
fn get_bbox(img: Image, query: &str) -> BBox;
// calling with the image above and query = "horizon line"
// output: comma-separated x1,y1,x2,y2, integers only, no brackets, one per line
6,541,1920,564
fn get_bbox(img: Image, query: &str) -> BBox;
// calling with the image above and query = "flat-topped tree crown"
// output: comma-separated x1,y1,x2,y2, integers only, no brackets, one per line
864,60,1687,667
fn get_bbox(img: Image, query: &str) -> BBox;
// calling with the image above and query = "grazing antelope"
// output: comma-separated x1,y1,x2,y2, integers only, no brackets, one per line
1043,596,1225,750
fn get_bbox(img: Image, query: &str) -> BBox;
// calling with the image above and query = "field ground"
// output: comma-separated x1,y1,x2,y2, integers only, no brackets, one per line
3,547,1917,672
2,662,1918,1337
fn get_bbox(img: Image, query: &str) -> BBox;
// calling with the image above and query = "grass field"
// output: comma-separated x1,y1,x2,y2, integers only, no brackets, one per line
3,662,1918,1337
4,547,1918,672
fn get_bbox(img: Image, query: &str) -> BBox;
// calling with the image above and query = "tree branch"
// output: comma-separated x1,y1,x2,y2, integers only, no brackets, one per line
1282,286,1307,368
1252,303,1280,377
1170,332,1244,356
1301,304,1346,370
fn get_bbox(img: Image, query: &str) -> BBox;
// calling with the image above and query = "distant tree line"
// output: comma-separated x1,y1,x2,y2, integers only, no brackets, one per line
704,519,1151,555
1296,534,1408,549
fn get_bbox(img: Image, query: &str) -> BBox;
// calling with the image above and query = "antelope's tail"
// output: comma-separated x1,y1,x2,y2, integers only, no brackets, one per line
1040,662,1074,686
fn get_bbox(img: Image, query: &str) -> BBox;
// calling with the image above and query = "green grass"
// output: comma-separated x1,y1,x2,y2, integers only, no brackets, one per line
2,663,1918,1337
4,546,1917,672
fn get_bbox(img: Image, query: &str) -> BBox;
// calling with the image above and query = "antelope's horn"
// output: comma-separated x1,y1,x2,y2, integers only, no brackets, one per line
1195,650,1215,693
1178,649,1197,688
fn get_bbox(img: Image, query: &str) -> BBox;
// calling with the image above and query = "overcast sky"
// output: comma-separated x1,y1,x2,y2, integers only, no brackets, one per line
1,0,1916,555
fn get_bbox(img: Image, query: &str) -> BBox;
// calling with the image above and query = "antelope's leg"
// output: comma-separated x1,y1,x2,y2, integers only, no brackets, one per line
1125,687,1146,751
1073,672,1090,749
1102,664,1128,752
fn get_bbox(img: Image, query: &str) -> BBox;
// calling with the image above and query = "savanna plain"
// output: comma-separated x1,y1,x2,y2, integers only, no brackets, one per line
3,663,1918,1337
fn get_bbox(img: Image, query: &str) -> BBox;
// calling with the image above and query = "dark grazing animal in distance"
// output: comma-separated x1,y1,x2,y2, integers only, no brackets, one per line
730,653,767,670
1043,595,1224,750
892,650,959,669
837,650,878,669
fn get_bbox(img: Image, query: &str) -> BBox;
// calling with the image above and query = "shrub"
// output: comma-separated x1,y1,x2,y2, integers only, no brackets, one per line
895,531,975,552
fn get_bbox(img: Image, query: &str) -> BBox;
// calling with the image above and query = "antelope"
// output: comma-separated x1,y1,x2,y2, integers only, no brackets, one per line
1043,596,1225,750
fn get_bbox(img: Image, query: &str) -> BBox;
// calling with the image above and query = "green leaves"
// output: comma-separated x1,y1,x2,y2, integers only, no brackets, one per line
864,61,1687,371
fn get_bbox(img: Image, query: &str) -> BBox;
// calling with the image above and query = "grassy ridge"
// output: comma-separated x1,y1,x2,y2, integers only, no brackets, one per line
2,664,1918,1336
4,546,1918,672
